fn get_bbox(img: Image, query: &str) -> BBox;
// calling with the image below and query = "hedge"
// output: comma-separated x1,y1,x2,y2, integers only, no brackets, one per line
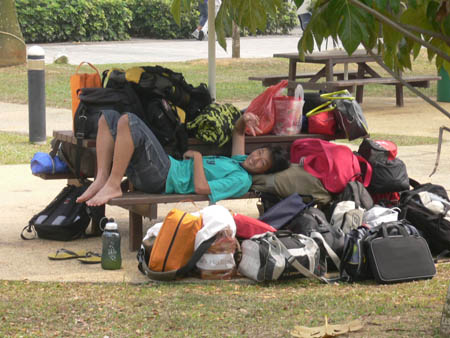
16,0,299,43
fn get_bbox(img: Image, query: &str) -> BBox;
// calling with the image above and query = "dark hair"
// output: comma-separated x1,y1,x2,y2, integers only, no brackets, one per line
265,144,290,174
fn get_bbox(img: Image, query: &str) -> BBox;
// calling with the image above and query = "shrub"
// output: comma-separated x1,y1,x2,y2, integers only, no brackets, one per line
16,0,298,43
16,0,131,43
127,0,198,39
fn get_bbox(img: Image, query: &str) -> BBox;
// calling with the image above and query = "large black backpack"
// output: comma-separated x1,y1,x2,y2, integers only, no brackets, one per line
144,98,188,159
74,87,144,140
357,138,409,193
399,179,450,255
22,185,93,241
103,66,212,121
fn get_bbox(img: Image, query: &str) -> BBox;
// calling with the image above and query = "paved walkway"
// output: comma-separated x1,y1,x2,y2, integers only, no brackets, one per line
1,35,449,283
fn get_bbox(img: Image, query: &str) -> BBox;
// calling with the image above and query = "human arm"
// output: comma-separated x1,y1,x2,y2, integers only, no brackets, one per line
231,112,261,156
183,150,211,195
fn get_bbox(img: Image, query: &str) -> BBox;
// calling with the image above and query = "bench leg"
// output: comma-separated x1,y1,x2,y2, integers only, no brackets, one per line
129,211,143,252
396,84,404,107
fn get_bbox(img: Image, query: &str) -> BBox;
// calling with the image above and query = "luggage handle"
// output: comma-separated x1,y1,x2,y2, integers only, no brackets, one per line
381,222,409,238
75,62,101,77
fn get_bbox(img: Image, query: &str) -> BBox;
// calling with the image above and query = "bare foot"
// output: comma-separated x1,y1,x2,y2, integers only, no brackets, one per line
76,177,108,203
86,182,123,206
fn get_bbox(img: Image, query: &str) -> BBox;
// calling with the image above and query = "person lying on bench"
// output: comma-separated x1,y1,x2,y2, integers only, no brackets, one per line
76,110,289,206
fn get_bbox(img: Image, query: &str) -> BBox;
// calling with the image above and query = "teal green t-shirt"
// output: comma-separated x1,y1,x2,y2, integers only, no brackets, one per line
165,155,251,203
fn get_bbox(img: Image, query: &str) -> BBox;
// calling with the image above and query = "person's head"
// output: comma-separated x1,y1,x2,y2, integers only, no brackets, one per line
241,144,290,175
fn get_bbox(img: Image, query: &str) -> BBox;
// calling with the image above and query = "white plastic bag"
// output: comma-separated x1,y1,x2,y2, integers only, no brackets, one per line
273,85,305,135
363,205,400,228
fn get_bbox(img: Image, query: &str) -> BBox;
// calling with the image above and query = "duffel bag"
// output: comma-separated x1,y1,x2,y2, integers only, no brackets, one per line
238,231,328,283
399,179,450,254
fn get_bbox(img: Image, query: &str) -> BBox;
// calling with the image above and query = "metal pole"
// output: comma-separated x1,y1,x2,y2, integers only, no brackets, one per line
207,0,216,101
27,45,46,144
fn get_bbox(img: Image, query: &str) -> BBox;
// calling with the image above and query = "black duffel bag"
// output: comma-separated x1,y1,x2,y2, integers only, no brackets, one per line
399,179,450,254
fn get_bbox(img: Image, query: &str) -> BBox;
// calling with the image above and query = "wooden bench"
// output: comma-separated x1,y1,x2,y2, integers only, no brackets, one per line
288,75,441,106
249,71,358,87
37,130,334,251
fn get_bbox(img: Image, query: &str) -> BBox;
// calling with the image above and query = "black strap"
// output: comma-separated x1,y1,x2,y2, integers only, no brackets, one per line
21,224,36,240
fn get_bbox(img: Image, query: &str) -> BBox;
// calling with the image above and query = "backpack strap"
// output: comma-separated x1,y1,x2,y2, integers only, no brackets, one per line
310,231,341,271
348,181,361,209
140,234,217,281
271,235,330,284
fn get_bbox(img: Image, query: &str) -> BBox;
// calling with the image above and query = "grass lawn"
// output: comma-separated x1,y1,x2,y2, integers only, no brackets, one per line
1,263,450,336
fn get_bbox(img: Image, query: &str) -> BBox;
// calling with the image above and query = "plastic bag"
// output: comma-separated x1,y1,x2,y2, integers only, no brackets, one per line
245,80,288,135
273,85,304,135
196,228,238,280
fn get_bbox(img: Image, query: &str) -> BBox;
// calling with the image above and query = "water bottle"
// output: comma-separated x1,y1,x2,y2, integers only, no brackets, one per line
101,218,122,270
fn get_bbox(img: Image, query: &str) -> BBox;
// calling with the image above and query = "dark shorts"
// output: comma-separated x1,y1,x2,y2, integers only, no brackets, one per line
102,110,170,194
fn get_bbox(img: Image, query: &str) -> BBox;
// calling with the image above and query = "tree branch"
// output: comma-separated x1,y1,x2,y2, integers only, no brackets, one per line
400,23,450,46
348,0,450,63
364,45,450,120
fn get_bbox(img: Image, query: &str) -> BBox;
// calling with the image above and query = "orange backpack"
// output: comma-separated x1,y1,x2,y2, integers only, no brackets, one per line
149,208,203,274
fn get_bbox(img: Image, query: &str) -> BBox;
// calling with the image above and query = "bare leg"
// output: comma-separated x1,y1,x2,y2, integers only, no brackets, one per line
87,114,135,206
76,115,114,203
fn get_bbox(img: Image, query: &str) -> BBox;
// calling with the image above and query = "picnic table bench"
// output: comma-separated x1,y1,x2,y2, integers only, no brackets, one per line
253,50,440,107
35,130,333,251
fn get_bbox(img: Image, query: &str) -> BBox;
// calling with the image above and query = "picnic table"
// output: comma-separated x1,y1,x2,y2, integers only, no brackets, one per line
249,50,440,107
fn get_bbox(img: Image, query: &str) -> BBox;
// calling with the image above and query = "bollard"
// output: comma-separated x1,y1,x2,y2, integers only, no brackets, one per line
27,45,46,144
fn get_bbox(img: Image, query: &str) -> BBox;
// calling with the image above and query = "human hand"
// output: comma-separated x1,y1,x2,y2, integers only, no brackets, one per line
183,150,201,160
243,112,262,136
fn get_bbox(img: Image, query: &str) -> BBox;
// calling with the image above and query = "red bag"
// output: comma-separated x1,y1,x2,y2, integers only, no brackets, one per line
290,138,372,194
245,80,288,135
307,109,336,135
233,213,276,239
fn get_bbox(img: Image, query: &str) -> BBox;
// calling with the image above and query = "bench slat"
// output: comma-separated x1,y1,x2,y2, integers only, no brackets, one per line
249,71,358,87
327,75,440,87
108,191,258,206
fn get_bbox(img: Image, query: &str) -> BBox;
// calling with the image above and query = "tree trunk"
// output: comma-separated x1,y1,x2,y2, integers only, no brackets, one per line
0,0,26,67
232,21,240,58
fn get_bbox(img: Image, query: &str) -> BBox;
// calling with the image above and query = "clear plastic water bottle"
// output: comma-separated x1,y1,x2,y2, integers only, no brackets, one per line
101,218,122,270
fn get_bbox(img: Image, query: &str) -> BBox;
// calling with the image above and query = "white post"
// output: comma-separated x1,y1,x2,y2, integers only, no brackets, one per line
207,0,216,101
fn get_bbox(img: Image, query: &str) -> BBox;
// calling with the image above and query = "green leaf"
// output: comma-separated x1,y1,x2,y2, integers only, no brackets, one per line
338,4,363,55
170,0,182,26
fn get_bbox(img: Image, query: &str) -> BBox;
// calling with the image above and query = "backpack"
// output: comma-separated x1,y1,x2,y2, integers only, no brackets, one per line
103,66,212,120
290,138,372,194
144,98,188,159
186,103,242,147
286,207,344,271
399,179,450,255
357,138,409,193
326,181,374,233
73,87,144,140
258,193,313,230
21,185,95,241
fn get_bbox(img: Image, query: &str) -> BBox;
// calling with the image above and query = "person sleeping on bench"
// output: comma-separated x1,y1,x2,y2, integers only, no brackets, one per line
76,110,290,206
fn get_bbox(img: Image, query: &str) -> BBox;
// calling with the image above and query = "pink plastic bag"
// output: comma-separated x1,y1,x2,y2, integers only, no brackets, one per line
273,85,304,135
245,80,288,135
